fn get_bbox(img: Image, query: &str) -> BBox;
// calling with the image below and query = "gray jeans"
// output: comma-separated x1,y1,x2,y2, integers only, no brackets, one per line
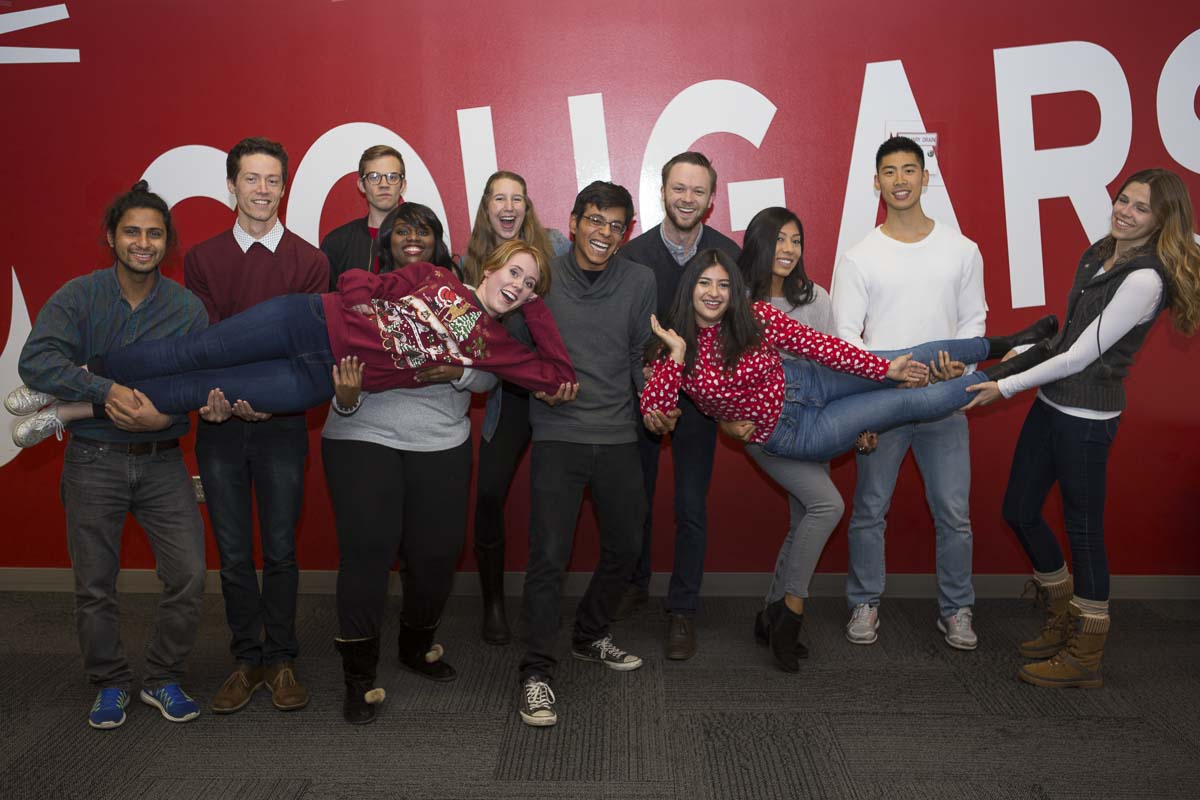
61,438,206,689
746,446,845,602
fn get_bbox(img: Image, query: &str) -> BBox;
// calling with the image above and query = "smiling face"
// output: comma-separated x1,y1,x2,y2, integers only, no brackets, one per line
389,219,436,267
227,152,285,229
772,220,803,282
1110,181,1157,249
874,151,927,212
568,203,627,270
661,162,714,234
358,155,405,216
477,250,541,317
693,263,731,328
485,177,527,241
108,207,168,276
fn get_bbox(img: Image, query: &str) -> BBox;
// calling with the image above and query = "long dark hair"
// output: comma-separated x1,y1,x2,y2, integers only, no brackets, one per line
377,203,458,276
739,206,814,307
652,248,763,374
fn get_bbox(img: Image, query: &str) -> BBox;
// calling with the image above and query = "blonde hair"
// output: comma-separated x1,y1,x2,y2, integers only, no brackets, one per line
480,239,551,298
1114,169,1200,335
464,171,554,285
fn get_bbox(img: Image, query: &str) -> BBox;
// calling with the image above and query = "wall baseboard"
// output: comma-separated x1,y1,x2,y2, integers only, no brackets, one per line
2,568,1198,599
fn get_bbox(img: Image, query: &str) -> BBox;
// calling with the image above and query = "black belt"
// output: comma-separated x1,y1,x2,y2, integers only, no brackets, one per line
71,435,180,456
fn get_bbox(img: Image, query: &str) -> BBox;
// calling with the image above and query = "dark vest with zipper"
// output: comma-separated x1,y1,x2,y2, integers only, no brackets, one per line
1040,239,1170,412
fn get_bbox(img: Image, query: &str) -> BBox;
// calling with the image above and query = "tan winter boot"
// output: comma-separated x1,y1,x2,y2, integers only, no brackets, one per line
1018,603,1108,689
1018,576,1073,658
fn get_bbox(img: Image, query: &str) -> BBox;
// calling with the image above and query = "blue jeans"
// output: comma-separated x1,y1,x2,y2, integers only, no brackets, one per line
100,294,335,414
633,392,717,614
762,337,989,462
1001,398,1119,601
845,414,975,616
61,438,206,689
197,415,308,665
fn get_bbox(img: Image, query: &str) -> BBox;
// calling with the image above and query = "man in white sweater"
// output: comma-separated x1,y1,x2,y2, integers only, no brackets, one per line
830,136,987,651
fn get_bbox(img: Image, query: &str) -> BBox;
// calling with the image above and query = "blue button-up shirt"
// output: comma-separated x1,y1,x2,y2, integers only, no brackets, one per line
18,265,208,442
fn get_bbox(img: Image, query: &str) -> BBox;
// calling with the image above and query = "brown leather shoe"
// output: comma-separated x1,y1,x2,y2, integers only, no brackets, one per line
264,661,310,711
211,663,263,714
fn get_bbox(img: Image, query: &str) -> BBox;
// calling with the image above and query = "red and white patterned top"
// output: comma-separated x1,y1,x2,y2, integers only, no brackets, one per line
640,302,890,444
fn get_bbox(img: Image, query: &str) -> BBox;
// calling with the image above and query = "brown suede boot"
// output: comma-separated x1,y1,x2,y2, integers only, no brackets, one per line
1018,576,1073,658
1018,604,1108,689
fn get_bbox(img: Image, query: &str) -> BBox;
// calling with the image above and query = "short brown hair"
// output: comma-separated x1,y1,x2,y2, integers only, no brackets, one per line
661,151,717,194
358,145,404,178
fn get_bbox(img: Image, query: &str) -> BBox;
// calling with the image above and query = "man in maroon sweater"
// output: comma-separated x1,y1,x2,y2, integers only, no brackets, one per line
184,137,329,715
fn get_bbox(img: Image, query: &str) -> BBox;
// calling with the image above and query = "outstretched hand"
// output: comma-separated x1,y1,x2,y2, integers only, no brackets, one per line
199,388,232,423
963,381,1002,410
332,355,364,410
886,353,928,384
534,382,579,407
650,315,686,364
929,350,966,383
643,408,681,435
719,419,756,443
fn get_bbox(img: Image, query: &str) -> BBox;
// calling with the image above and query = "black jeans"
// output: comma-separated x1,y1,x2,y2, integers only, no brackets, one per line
633,393,717,614
197,415,308,665
519,441,646,682
323,437,471,636
473,385,531,555
1002,398,1120,601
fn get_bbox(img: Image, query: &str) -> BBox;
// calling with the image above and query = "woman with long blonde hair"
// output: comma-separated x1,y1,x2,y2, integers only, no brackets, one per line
964,167,1200,689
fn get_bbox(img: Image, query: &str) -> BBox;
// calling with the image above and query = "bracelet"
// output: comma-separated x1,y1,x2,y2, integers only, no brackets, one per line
332,394,363,416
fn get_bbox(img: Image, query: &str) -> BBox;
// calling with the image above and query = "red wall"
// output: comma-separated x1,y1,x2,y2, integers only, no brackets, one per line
1,1,1198,576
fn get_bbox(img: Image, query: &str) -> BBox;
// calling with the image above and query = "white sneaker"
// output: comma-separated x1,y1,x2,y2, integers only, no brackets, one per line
12,404,65,448
519,678,557,727
938,608,978,651
845,603,879,645
5,385,54,415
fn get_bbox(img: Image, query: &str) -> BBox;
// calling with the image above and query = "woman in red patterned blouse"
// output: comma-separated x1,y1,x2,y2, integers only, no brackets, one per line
640,249,1056,463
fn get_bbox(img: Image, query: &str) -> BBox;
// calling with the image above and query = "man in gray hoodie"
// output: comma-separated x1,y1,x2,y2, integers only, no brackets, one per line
516,181,656,728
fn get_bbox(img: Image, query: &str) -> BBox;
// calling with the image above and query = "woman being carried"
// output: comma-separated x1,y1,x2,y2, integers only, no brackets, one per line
640,248,1056,465
11,237,576,443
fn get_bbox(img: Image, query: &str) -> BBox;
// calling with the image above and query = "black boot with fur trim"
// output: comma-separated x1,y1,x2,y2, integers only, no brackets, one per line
334,637,385,725
397,621,457,682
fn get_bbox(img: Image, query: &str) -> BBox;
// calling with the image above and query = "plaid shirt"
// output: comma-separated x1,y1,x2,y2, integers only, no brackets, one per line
18,265,208,442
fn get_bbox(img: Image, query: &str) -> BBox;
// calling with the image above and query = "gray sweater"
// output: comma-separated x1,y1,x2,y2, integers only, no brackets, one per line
525,250,656,444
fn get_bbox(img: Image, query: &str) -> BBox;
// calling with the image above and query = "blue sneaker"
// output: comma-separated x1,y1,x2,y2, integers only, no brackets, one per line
139,683,200,723
88,687,130,729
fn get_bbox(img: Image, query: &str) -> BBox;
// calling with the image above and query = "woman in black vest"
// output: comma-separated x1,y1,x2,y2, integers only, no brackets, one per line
965,168,1200,688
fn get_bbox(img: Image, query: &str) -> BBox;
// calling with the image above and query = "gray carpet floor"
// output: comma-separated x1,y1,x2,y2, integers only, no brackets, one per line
1,591,1197,800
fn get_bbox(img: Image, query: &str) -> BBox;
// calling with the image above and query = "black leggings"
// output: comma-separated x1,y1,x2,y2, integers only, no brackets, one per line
472,385,531,553
322,437,472,637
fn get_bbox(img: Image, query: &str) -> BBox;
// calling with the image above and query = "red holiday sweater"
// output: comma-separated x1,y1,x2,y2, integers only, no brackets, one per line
325,262,576,395
640,301,889,444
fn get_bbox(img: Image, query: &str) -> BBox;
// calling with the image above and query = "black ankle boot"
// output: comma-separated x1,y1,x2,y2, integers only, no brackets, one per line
476,544,511,645
334,637,384,725
397,621,457,682
983,340,1054,382
986,315,1058,359
754,599,783,646
769,602,808,673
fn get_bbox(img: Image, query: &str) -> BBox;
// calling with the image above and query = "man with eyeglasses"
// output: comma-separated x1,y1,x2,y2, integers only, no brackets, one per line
513,181,655,727
615,151,740,660
184,136,329,716
320,145,406,289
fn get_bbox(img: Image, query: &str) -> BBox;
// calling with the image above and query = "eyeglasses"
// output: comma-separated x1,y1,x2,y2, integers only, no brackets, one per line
579,213,627,235
364,171,405,185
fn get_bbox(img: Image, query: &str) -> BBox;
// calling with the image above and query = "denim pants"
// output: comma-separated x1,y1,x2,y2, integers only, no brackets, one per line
519,441,645,682
1001,398,1119,601
323,436,471,637
101,294,335,414
61,438,207,689
845,414,975,616
762,337,990,463
197,415,308,665
746,446,844,602
633,392,717,614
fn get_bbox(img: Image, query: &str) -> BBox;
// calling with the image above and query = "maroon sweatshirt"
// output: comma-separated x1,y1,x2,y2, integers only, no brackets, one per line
184,229,329,322
325,263,576,395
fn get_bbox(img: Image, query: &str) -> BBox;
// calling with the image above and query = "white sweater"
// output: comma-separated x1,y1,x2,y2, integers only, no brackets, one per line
831,222,987,350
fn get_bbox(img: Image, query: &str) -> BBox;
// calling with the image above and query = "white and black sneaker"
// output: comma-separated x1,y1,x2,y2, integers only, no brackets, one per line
519,678,557,727
571,635,643,671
